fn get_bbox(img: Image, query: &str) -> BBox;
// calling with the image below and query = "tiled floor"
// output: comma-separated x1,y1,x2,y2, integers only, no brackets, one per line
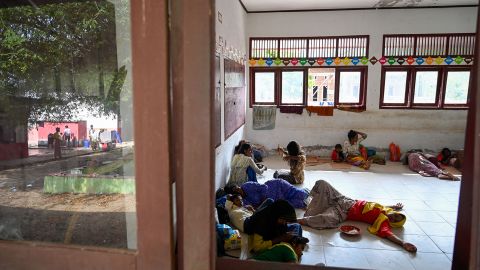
258,156,461,269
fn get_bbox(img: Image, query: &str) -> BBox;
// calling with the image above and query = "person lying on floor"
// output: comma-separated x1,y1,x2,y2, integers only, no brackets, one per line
229,197,304,254
253,235,309,263
224,179,309,209
406,151,459,181
228,143,266,185
275,141,307,184
297,180,417,253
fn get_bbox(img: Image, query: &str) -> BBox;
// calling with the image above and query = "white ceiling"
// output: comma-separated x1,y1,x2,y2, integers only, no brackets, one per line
241,0,478,12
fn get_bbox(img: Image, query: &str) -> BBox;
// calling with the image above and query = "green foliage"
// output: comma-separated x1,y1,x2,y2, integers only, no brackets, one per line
0,1,129,124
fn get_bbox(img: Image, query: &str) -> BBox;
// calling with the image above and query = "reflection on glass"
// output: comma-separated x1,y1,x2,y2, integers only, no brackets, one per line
338,72,361,103
414,71,438,104
445,71,470,105
0,1,136,249
254,72,275,103
307,68,335,106
281,71,303,104
384,71,407,104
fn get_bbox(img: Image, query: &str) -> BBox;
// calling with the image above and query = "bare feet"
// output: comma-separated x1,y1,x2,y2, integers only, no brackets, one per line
439,172,461,181
363,159,372,170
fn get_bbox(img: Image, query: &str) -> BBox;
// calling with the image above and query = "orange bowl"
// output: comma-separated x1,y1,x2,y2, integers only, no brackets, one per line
339,225,361,236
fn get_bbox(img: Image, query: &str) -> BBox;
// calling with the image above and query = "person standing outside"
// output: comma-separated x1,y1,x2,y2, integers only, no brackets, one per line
63,125,71,148
88,125,97,150
53,127,62,159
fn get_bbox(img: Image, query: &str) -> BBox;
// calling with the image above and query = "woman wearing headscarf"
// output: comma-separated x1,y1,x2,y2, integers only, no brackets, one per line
298,180,417,253
243,199,303,254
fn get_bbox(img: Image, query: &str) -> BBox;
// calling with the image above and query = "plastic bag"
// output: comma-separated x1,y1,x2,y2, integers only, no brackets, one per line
216,224,242,250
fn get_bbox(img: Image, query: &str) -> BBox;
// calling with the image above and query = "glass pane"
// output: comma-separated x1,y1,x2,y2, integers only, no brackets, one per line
0,1,137,249
281,71,304,104
338,71,361,103
254,72,275,103
307,68,335,106
414,71,438,104
445,71,470,104
383,71,408,104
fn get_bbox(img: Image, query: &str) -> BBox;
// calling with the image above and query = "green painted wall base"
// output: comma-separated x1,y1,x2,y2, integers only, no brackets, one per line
44,175,135,194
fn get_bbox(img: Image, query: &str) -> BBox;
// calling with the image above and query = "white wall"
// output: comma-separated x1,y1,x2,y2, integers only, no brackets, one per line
245,7,477,153
215,0,247,189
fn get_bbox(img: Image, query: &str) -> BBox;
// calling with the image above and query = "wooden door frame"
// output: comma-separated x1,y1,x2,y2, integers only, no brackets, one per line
0,0,174,269
170,0,215,270
452,6,480,270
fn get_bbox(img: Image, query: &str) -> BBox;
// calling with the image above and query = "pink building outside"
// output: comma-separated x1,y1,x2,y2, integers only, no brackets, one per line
28,121,87,147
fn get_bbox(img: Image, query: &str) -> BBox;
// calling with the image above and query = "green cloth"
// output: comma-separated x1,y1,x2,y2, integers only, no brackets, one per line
253,243,297,263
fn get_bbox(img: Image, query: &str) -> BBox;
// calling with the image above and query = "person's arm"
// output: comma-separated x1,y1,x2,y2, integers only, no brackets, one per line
283,155,300,162
386,203,404,211
277,145,287,156
386,234,417,253
248,157,265,174
355,130,367,142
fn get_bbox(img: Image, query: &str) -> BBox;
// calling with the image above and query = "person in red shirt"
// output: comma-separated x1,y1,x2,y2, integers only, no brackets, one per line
331,144,345,162
298,180,417,253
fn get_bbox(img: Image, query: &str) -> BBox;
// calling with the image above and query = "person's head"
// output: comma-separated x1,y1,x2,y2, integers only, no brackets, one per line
335,144,342,152
272,200,297,225
286,141,301,156
65,125,68,128
55,127,60,132
238,143,253,157
224,184,244,197
90,125,93,128
441,148,452,158
290,236,309,259
347,130,358,143
387,212,406,227
227,194,243,207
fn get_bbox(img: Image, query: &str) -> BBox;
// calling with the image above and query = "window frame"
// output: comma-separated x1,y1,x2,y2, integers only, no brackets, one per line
442,66,473,109
250,66,367,110
250,68,278,106
411,67,442,108
0,0,175,269
380,67,411,107
279,68,307,106
380,66,472,110
335,66,368,109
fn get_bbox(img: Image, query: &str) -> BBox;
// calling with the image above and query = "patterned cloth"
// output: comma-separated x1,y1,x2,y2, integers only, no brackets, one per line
253,105,276,130
408,152,443,177
303,180,356,229
228,154,264,186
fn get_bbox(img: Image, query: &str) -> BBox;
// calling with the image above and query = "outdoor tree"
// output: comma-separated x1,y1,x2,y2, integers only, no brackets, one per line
0,1,129,125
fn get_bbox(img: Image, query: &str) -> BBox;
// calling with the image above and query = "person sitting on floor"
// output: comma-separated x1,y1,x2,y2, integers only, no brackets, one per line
331,144,345,163
275,141,307,184
344,130,372,170
228,143,266,185
253,235,309,263
234,140,265,164
224,179,310,209
298,180,417,253
406,151,459,181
